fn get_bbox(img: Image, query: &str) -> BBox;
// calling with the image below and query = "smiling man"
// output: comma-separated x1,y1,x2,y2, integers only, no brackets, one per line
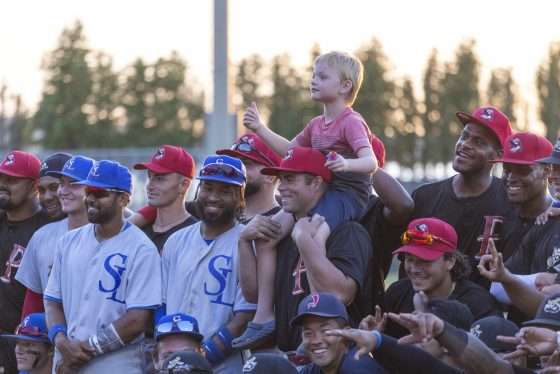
384,218,501,338
37,152,72,220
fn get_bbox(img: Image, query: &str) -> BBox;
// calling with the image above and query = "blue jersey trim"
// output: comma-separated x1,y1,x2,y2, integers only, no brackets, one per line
44,295,63,303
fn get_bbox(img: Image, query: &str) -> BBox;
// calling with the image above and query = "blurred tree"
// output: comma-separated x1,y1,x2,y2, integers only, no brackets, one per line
438,40,480,163
33,20,92,148
235,54,266,109
537,42,560,141
9,95,29,149
0,84,7,148
393,78,421,168
421,49,444,165
487,68,518,129
353,38,396,153
120,58,150,144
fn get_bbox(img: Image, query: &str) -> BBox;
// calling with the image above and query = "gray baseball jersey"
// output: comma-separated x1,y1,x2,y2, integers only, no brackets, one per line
162,221,255,338
45,222,162,373
16,218,68,293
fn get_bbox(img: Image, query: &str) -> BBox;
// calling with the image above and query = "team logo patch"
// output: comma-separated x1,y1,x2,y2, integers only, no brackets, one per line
3,153,15,166
416,223,429,233
166,356,188,369
242,357,257,372
509,138,522,153
284,149,294,160
90,164,100,177
241,135,254,145
470,324,482,338
40,162,48,171
544,297,560,314
480,108,494,120
547,247,560,271
155,148,165,160
307,294,320,309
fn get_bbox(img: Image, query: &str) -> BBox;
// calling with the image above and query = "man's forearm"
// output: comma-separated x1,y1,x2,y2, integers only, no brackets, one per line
45,299,67,329
237,239,258,303
372,169,414,225
501,275,544,316
112,309,151,344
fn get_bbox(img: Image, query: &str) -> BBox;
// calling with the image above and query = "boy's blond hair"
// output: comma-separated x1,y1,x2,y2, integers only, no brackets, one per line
314,51,364,105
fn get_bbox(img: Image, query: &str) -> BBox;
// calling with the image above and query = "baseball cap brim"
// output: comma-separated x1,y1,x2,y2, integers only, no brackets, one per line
290,311,349,327
261,166,306,177
0,334,50,344
536,156,560,165
216,149,272,167
133,162,177,175
73,179,129,192
156,330,204,342
456,112,502,144
46,170,81,180
522,318,560,329
393,245,446,261
197,175,244,187
489,158,535,165
0,167,32,179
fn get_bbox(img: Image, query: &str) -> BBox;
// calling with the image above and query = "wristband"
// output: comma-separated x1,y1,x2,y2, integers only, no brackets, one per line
371,330,382,351
215,327,234,355
48,324,67,344
87,323,125,356
552,201,560,208
203,339,226,365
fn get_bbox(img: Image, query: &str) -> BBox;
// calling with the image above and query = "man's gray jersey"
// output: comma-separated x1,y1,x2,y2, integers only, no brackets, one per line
45,222,162,373
162,221,255,338
16,218,68,293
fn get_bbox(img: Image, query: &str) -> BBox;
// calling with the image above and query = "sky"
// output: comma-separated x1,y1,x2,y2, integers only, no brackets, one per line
1,0,559,132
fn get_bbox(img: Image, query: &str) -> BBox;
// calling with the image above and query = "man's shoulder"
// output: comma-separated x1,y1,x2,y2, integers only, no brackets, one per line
453,278,493,298
386,278,412,296
413,178,452,197
32,218,68,238
330,220,371,242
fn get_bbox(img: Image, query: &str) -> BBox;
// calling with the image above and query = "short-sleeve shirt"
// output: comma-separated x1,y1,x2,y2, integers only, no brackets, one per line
274,221,373,351
384,278,502,338
142,215,198,252
44,222,162,370
161,221,255,338
293,107,374,206
16,218,68,294
506,217,560,274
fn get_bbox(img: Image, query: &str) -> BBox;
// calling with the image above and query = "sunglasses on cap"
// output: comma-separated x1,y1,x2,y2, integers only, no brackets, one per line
156,320,198,335
231,140,275,166
15,325,46,338
401,229,455,248
200,163,244,179
85,186,124,198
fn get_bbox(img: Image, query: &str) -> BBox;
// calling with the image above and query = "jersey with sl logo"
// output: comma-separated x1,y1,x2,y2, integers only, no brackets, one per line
162,221,255,338
44,222,162,372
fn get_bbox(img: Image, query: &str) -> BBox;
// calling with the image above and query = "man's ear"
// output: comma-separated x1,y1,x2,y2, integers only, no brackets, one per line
118,193,131,207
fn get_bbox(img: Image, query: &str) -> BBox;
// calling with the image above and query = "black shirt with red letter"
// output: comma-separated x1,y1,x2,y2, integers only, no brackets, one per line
274,221,373,351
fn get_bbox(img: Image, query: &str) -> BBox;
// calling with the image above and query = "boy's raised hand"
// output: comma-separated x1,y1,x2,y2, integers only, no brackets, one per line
243,102,264,132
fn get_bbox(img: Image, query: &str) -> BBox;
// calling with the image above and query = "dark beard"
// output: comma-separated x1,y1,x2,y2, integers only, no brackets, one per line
196,199,236,226
244,182,260,198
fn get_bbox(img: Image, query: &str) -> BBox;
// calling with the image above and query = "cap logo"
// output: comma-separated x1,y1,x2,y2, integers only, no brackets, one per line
155,148,165,160
166,356,186,369
416,223,428,233
241,135,254,145
3,153,15,166
284,149,294,160
307,294,320,309
40,162,48,171
242,357,257,372
480,108,494,120
544,297,560,314
470,324,482,338
22,316,30,327
65,159,75,170
509,138,522,153
90,164,100,177
547,247,560,272
172,314,182,323
216,158,224,165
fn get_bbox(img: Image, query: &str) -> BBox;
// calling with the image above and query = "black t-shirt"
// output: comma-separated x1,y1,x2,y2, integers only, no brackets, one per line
274,221,373,351
500,212,538,263
143,215,198,252
384,278,502,338
506,217,560,274
411,176,511,258
300,346,387,373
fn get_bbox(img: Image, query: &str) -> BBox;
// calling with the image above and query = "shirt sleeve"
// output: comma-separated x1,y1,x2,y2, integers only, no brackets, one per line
342,114,372,154
15,230,43,293
44,239,64,303
125,243,162,309
293,120,314,147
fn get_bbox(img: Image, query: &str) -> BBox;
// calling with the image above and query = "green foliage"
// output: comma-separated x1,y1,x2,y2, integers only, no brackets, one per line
421,49,444,165
487,68,518,129
393,78,420,167
537,42,560,141
235,54,266,109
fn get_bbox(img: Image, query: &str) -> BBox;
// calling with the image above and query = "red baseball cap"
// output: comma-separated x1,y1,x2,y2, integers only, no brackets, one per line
134,145,195,178
490,132,553,165
371,135,386,168
456,106,513,149
260,147,333,183
0,151,41,179
393,218,457,261
216,133,282,167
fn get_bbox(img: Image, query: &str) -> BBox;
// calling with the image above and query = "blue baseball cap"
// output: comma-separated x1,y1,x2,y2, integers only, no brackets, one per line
47,155,95,182
0,313,50,344
155,313,203,342
74,160,132,194
197,155,246,187
290,292,349,327
39,152,72,178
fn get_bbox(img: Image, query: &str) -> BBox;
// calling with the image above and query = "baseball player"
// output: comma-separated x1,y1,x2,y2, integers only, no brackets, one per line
37,152,72,220
0,150,51,373
0,312,53,374
161,155,255,373
44,160,162,373
16,156,95,317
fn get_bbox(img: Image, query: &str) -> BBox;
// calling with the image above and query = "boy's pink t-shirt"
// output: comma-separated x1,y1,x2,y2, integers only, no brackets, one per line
293,107,372,159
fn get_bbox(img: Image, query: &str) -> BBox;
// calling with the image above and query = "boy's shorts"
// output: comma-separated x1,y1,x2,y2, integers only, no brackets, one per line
309,188,365,231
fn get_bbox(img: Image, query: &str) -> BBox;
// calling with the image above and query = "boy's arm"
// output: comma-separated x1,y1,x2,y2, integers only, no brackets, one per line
243,102,292,156
326,147,378,174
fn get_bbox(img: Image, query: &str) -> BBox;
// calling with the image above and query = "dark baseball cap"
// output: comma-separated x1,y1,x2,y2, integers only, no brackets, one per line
524,293,560,330
217,133,282,168
242,353,297,374
0,313,50,344
456,106,513,149
428,299,473,331
536,138,560,166
47,155,95,182
134,145,196,178
470,316,519,353
161,351,212,373
491,132,554,165
39,153,72,178
261,147,333,183
155,313,203,342
290,292,348,327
